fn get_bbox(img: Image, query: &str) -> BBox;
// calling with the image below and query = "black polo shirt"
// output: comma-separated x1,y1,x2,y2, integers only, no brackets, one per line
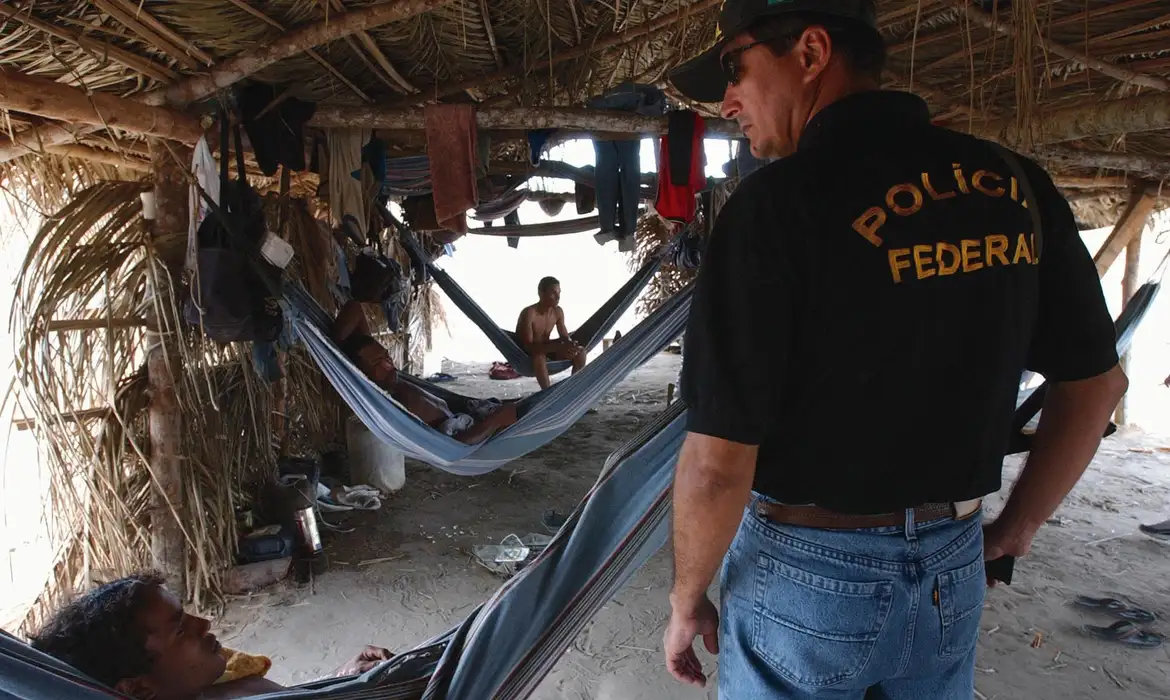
680,90,1119,515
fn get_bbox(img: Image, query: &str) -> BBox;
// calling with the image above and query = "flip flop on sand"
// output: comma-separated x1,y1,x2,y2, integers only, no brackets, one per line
1084,621,1164,649
1074,596,1157,624
1139,518,1170,541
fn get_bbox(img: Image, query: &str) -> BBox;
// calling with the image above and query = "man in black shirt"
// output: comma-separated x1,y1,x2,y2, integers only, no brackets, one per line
662,1,1128,697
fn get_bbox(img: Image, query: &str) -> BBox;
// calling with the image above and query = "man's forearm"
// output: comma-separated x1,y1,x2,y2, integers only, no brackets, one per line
671,434,756,609
1000,365,1127,533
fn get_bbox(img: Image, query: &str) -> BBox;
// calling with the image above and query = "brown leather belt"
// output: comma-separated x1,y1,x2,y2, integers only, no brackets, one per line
755,498,982,530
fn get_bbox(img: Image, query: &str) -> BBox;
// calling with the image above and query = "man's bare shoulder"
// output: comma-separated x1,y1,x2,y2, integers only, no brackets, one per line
518,303,540,319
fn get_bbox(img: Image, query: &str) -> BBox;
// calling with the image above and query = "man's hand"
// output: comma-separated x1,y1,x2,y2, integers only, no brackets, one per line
982,518,1036,587
334,646,394,677
663,594,719,688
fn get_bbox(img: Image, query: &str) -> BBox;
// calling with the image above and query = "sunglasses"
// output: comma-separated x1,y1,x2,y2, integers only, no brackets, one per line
719,34,799,85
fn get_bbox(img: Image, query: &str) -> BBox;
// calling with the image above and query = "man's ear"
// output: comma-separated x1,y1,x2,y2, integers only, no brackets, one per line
115,677,157,700
798,27,832,77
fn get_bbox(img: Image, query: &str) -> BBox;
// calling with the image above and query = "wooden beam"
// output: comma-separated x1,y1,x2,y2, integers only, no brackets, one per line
472,215,602,237
942,0,1170,92
46,144,151,171
1052,175,1133,190
0,70,202,143
0,4,177,82
311,105,740,136
325,0,417,93
145,0,453,107
1037,146,1170,179
146,139,189,594
969,92,1170,146
46,316,149,331
0,123,97,164
386,0,721,107
478,0,504,70
1094,183,1158,276
91,0,213,69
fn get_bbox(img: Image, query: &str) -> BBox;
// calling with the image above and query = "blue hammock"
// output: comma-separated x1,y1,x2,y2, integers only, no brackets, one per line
285,283,691,474
398,230,666,378
0,402,687,700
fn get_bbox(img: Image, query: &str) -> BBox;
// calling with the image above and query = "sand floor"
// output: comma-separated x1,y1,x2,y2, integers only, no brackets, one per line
214,354,1170,699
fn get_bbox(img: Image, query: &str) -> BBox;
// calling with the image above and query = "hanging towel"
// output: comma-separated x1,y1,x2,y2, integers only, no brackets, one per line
654,111,706,224
425,104,479,239
187,135,220,273
328,128,371,237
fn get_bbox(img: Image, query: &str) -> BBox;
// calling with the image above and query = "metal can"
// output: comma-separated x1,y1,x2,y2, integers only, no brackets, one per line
293,506,323,554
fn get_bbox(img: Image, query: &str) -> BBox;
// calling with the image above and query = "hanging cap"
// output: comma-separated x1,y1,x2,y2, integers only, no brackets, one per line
669,0,878,104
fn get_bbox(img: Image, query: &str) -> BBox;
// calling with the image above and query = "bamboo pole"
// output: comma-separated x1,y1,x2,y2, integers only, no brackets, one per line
145,0,454,107
1052,175,1133,190
1115,232,1143,425
0,70,203,143
311,105,740,136
1094,183,1158,277
146,139,190,593
46,316,149,331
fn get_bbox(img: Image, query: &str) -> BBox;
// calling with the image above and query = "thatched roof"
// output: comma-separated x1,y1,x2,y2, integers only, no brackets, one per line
1,0,1168,210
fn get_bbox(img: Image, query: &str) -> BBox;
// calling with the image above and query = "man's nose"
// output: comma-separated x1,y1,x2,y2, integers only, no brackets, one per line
720,85,740,120
190,614,211,635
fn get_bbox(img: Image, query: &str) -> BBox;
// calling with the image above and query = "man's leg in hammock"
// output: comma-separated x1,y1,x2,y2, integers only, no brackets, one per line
454,404,518,444
532,353,553,390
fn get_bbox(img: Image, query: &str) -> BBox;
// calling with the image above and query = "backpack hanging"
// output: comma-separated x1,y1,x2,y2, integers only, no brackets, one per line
184,107,283,343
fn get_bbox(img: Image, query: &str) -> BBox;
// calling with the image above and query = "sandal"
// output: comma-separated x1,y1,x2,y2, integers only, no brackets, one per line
1084,621,1164,649
1074,596,1157,624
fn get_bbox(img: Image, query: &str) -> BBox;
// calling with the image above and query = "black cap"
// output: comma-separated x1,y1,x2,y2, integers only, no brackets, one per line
669,0,878,103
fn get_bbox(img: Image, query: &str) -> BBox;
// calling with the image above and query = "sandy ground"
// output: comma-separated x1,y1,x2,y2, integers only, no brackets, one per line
214,354,1170,699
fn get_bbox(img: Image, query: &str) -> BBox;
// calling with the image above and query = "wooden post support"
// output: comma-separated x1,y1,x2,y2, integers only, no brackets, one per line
1115,233,1144,426
1094,183,1158,277
146,139,191,594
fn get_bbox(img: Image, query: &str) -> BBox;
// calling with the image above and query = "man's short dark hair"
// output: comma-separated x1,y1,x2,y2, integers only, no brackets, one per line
749,12,886,82
29,571,165,686
538,276,560,294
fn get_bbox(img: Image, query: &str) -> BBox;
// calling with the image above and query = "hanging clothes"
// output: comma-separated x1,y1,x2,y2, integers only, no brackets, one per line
187,135,220,274
593,139,641,243
527,128,557,165
424,104,479,240
575,181,596,214
235,83,315,176
328,128,371,237
654,111,706,224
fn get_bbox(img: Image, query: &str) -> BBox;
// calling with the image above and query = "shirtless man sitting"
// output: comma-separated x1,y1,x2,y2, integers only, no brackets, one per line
333,300,516,444
516,276,586,390
31,571,392,699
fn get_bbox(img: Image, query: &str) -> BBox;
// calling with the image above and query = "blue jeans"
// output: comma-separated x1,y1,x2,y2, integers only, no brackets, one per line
593,139,640,239
719,497,985,699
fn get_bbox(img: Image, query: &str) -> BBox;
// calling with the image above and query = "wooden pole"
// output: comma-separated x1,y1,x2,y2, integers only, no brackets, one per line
144,0,453,107
1115,233,1143,426
1094,183,1158,277
970,92,1170,147
47,144,152,172
146,139,191,594
1038,146,1170,180
0,70,202,143
310,105,740,136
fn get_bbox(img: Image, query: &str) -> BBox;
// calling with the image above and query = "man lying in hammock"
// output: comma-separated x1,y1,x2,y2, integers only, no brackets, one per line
30,571,392,699
516,276,587,390
334,300,517,443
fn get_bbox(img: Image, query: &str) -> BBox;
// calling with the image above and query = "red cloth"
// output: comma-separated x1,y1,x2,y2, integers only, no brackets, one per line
425,104,478,238
654,112,706,223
